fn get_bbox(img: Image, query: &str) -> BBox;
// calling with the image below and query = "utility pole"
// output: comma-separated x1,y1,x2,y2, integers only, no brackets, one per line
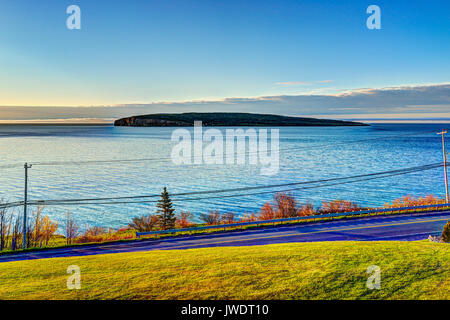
437,131,449,203
22,163,32,250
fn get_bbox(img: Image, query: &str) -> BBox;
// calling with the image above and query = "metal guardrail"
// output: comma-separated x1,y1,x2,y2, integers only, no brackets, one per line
136,203,450,238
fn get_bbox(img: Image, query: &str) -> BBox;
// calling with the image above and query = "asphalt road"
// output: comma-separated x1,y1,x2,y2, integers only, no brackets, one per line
0,211,448,263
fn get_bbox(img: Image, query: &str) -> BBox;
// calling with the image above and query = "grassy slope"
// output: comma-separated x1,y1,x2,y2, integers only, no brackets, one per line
0,241,448,300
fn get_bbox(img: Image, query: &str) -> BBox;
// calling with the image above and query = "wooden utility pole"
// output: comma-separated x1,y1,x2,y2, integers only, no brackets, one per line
437,131,449,203
22,163,32,249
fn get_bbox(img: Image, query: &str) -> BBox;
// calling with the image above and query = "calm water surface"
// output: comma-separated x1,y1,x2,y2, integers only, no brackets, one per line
0,123,447,228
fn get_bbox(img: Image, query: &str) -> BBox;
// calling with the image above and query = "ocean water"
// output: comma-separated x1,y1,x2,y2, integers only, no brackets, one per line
0,123,448,229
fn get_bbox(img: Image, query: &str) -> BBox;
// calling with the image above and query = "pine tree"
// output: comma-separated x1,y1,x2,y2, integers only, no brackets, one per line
441,221,450,243
156,187,176,230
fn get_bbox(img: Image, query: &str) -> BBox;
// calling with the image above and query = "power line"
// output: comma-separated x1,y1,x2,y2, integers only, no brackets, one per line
0,201,23,209
30,166,439,207
21,162,444,206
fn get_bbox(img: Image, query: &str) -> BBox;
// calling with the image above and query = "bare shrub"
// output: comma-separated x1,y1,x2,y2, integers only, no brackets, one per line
221,212,235,224
200,210,221,225
128,214,160,232
64,212,79,245
0,206,11,251
10,215,22,251
274,193,299,218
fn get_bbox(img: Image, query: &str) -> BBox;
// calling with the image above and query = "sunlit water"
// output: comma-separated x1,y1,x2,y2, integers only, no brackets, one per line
0,123,447,229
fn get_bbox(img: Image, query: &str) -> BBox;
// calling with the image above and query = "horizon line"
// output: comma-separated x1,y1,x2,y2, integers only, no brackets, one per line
3,118,450,125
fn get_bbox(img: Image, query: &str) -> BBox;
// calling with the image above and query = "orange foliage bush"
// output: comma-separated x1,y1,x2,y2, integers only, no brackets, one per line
258,193,308,220
176,211,194,228
27,207,59,248
319,200,361,214
259,194,316,220
384,194,445,208
259,202,276,220
298,201,316,217
239,212,258,222
75,226,134,243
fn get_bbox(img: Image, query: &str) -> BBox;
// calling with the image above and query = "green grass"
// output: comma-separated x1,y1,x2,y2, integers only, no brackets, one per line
0,241,448,300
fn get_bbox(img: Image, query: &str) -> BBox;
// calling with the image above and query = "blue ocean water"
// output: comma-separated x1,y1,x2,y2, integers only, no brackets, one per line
0,123,448,229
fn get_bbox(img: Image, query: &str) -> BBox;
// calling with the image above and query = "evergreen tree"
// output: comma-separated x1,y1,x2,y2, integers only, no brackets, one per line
156,187,176,230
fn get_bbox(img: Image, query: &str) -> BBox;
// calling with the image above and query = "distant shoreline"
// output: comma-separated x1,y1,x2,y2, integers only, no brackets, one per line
4,118,450,125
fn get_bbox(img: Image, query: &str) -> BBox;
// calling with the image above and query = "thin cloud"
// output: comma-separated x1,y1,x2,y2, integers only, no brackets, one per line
317,80,334,83
275,80,334,85
0,83,449,122
275,81,311,86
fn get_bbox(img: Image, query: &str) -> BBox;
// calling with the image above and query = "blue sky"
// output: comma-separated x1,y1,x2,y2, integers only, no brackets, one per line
0,0,449,121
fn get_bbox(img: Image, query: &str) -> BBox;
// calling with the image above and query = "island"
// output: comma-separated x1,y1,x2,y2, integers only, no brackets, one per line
114,112,368,127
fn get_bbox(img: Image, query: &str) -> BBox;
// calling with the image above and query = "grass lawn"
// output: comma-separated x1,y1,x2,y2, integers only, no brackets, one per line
0,241,448,300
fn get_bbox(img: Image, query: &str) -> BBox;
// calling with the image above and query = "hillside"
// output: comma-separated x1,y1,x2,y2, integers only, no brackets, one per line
0,241,447,299
114,112,367,127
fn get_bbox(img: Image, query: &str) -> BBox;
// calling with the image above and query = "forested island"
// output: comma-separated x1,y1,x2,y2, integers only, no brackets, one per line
114,113,367,127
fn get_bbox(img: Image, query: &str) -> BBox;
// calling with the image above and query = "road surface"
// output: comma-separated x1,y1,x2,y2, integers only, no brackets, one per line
0,211,448,263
